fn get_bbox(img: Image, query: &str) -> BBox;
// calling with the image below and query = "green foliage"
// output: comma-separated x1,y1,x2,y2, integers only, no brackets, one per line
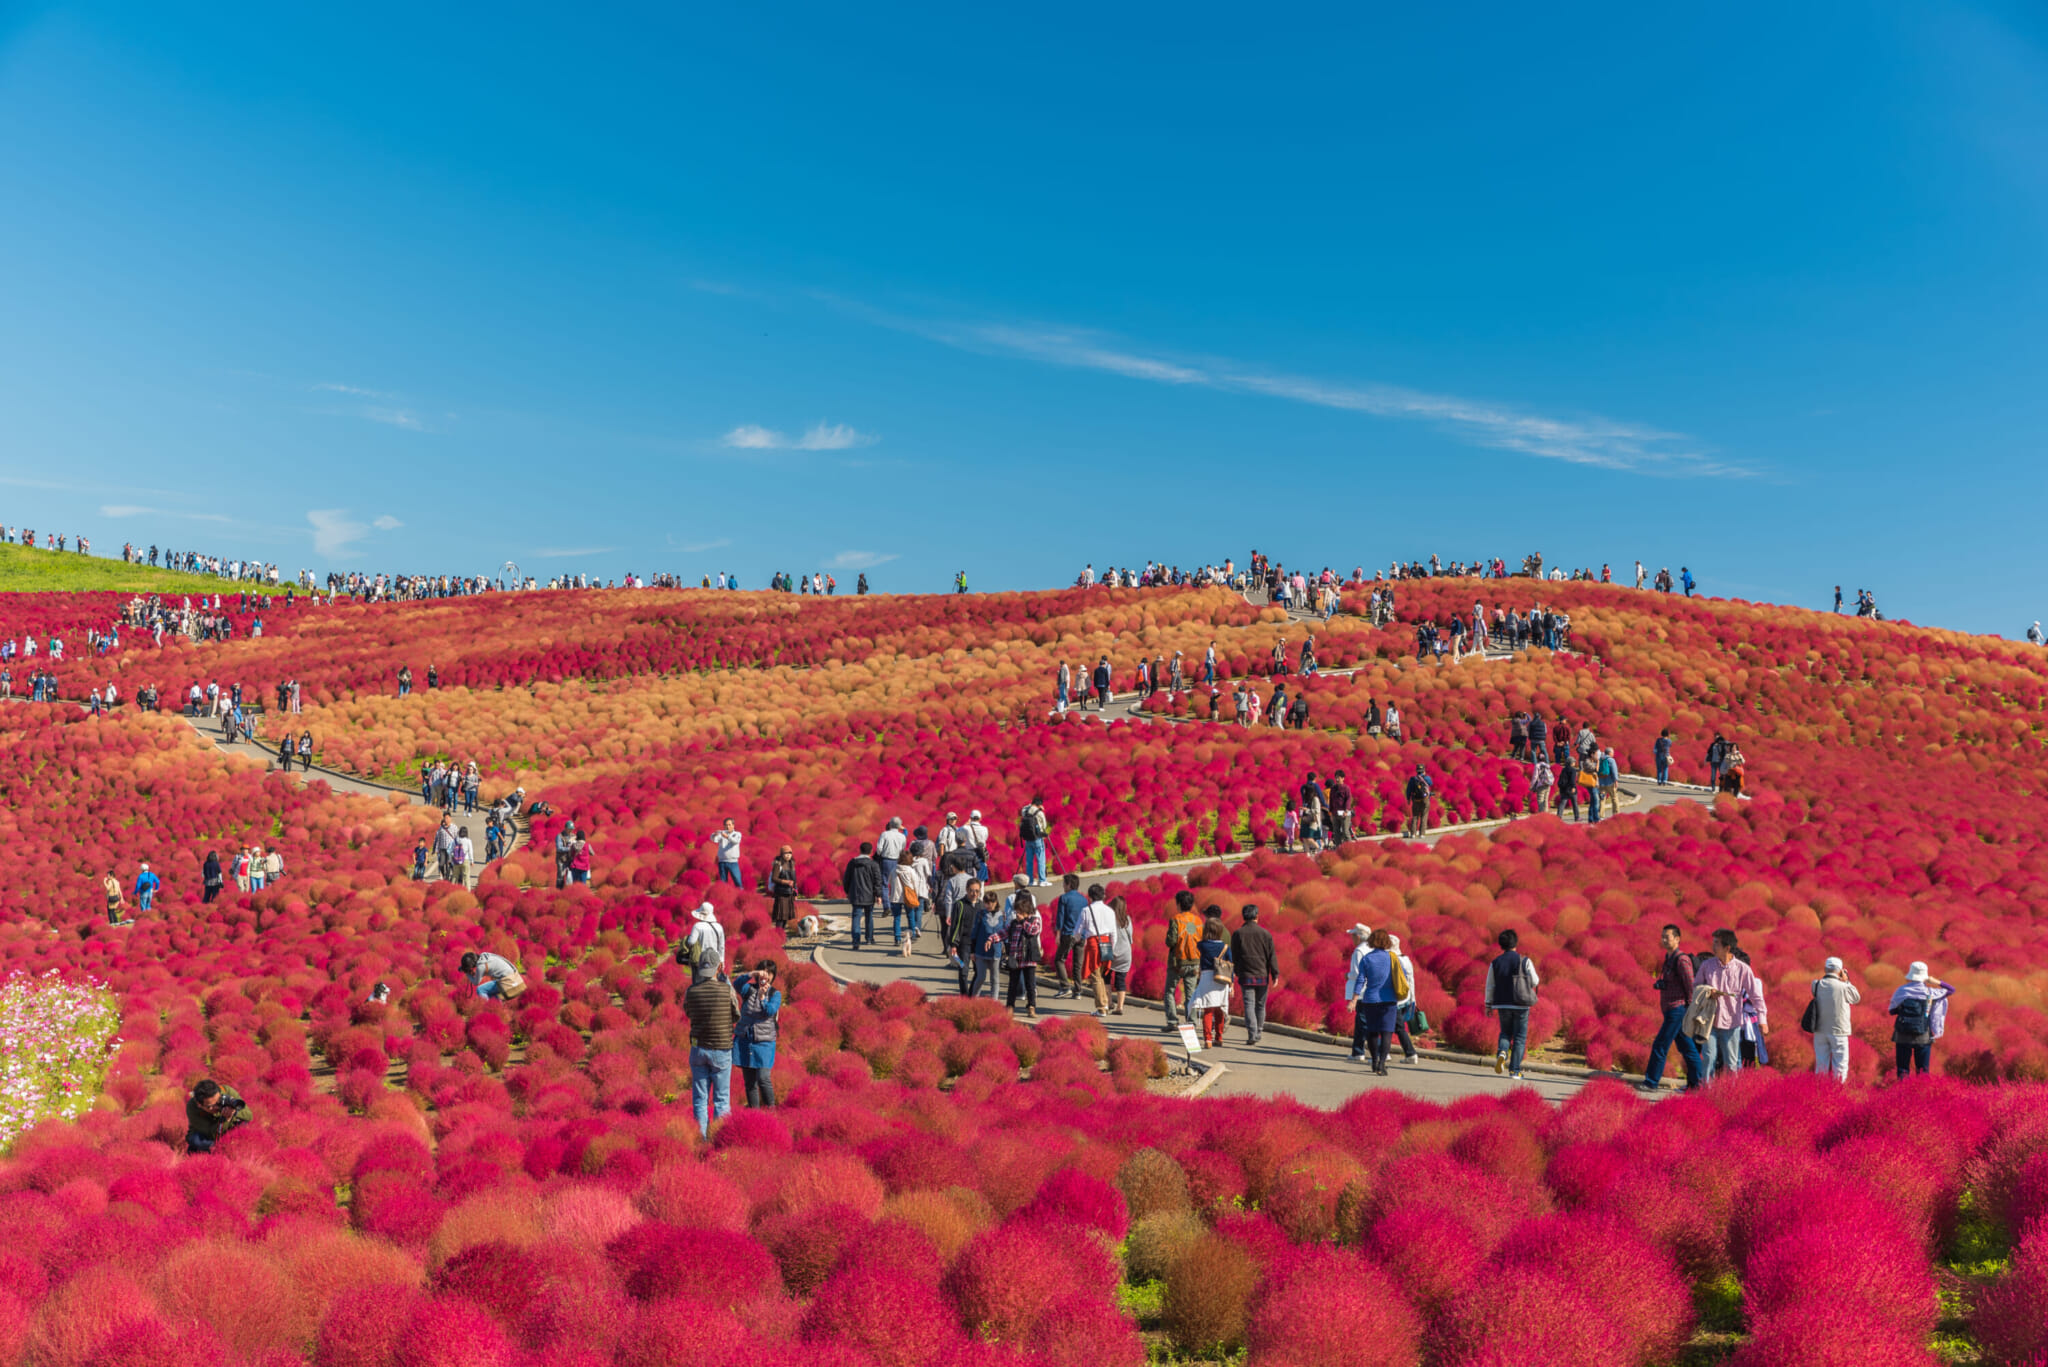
0,542,291,596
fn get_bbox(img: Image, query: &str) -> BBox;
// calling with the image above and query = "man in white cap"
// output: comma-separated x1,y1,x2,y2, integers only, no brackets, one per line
960,810,989,882
133,861,161,915
685,904,727,978
1810,956,1860,1082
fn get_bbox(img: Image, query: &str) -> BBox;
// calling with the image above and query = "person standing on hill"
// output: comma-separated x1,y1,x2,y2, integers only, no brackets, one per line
1328,770,1355,843
683,951,739,1132
1092,656,1112,710
1696,928,1767,1081
1655,728,1674,785
1482,928,1539,1080
1056,661,1071,712
1230,905,1279,1045
1402,765,1434,838
1888,961,1955,1079
840,842,881,949
1705,733,1729,790
1810,956,1860,1082
768,846,798,931
133,862,160,914
1638,924,1702,1092
712,818,744,888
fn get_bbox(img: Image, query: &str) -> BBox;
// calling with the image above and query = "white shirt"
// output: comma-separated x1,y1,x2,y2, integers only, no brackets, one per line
875,828,907,860
959,821,987,851
686,918,727,972
938,825,961,853
1085,899,1118,938
714,829,743,863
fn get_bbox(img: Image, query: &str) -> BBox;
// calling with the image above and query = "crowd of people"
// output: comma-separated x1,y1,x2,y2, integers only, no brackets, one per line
2,527,91,556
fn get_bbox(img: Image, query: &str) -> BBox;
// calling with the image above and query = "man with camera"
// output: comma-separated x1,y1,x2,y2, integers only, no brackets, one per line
185,1079,250,1154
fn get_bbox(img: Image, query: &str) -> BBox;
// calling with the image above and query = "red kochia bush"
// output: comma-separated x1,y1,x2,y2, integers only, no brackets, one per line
609,1222,776,1307
1246,1257,1420,1367
1973,1234,2048,1365
1490,1212,1694,1363
1017,1168,1129,1241
1428,1267,1633,1366
1743,1224,1938,1339
1731,1300,1945,1367
944,1223,1094,1344
802,1265,964,1367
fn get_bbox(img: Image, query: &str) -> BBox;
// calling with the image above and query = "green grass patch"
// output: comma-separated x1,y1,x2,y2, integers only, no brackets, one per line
0,542,292,597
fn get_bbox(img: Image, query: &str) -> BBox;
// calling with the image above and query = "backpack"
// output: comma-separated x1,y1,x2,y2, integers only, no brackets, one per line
1019,814,1038,843
1026,806,1050,839
1169,911,1203,961
1892,992,1933,1044
1390,953,1411,1002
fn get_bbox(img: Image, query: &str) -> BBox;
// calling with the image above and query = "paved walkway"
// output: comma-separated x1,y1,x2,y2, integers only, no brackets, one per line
173,708,522,885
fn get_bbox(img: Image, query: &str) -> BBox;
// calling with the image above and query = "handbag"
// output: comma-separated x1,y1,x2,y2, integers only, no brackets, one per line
1212,955,1234,986
1799,984,1819,1035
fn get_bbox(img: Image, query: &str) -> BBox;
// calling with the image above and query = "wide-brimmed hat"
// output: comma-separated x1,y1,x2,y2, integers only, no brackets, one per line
692,903,719,924
1906,961,1930,983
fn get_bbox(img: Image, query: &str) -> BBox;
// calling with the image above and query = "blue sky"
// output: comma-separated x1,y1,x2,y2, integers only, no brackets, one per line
2,4,2046,632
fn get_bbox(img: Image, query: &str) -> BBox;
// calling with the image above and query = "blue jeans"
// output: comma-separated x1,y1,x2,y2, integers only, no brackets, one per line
849,904,874,947
138,890,154,912
1025,839,1047,883
690,1047,732,1132
1644,1004,1701,1088
1494,1007,1530,1074
716,862,742,887
1588,786,1603,822
888,902,906,943
968,956,1000,998
1656,757,1670,784
878,858,898,902
476,980,503,1000
1057,684,1068,707
1701,1025,1742,1081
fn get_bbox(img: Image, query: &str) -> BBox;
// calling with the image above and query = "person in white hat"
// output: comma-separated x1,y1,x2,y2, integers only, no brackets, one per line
684,903,727,978
960,810,989,881
1887,961,1954,1080
1809,957,1860,1082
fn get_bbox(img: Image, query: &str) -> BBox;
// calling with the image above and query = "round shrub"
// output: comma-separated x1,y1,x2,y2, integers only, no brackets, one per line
1246,1256,1420,1367
802,1265,963,1367
1161,1232,1258,1356
1018,1169,1128,1241
1114,1147,1191,1219
1125,1210,1206,1284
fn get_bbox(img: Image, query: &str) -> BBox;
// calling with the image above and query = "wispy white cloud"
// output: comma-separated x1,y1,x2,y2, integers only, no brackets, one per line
100,504,232,523
534,546,619,559
666,535,732,553
828,550,898,570
720,422,878,452
363,408,425,431
312,382,397,399
372,515,404,531
835,300,1742,476
306,509,369,557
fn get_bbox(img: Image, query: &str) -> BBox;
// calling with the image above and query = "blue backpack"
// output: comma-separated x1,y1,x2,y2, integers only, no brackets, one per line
1893,993,1933,1044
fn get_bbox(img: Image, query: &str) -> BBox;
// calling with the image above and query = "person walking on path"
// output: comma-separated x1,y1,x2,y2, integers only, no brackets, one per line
1081,885,1119,1016
1810,957,1860,1082
1592,748,1619,823
712,818,744,887
734,960,782,1108
768,846,798,930
960,809,990,883
1055,660,1071,713
1229,904,1279,1045
553,820,577,890
1002,890,1043,1018
888,849,929,954
1328,769,1354,844
1346,926,1400,1074
1555,748,1582,822
567,825,594,885
1019,796,1052,884
1191,913,1233,1049
1696,928,1767,1081
1706,733,1730,791
1389,933,1420,1063
1482,928,1539,1079
1402,765,1434,839
1888,961,1955,1079
1092,656,1112,710
1107,896,1134,1016
1162,890,1204,1032
683,950,739,1132
1639,924,1702,1092
966,889,1004,999
1051,874,1089,997
1655,728,1674,785
842,841,882,949
1528,755,1554,817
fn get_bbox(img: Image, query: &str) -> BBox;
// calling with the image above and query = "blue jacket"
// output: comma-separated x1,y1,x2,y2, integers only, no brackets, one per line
1346,946,1395,1003
134,869,160,897
734,982,781,1069
1054,890,1090,937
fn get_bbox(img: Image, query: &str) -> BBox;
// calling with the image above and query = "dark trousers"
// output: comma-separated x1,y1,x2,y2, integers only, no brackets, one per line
1350,1005,1391,1068
741,1065,776,1108
1394,1007,1417,1060
1052,934,1083,990
1241,984,1269,1041
1896,1042,1932,1077
203,884,221,904
849,904,875,948
1644,1004,1702,1087
1005,966,1037,1012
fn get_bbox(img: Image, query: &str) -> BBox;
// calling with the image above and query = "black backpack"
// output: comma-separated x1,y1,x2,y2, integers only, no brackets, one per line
1892,993,1934,1044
